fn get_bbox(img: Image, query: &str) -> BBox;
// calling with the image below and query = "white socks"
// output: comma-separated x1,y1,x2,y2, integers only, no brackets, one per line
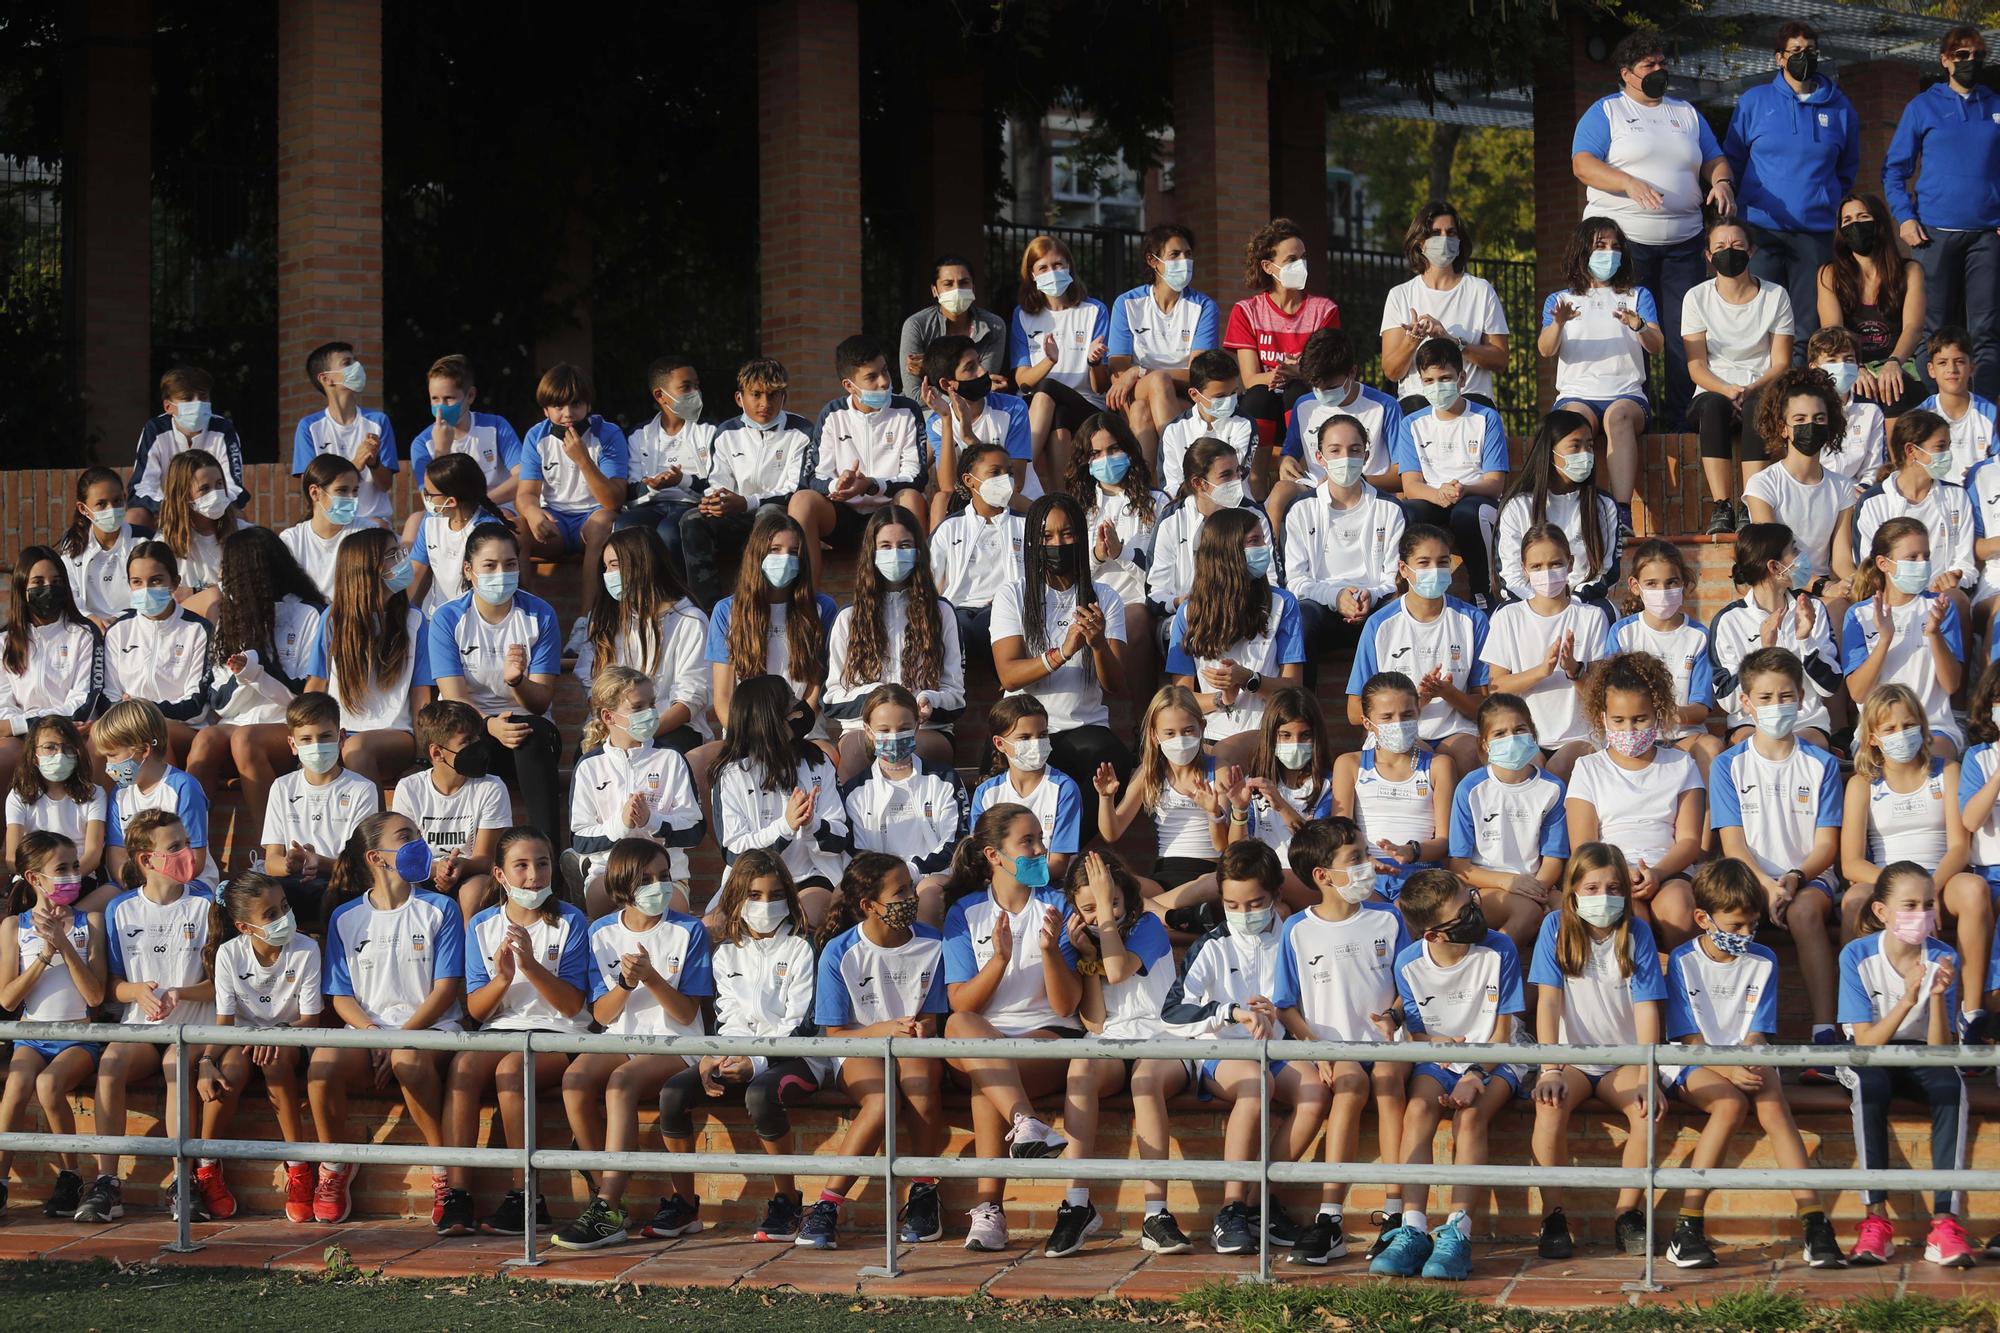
1064,1188,1089,1207
1403,1209,1429,1233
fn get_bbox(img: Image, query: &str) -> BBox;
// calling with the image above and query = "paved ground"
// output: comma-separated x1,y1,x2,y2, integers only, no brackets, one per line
8,1209,2000,1309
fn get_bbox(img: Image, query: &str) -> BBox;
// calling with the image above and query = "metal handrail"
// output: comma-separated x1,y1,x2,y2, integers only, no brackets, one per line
4,1020,1995,1289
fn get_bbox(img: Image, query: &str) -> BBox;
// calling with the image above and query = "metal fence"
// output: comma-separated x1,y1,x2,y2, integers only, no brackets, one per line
2,1021,1994,1292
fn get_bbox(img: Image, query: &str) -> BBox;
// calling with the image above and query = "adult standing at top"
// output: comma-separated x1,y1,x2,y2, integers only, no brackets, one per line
897,254,1009,396
1104,222,1222,471
1883,26,2000,401
1378,201,1511,415
1572,31,1737,430
1223,217,1340,450
1722,20,1858,355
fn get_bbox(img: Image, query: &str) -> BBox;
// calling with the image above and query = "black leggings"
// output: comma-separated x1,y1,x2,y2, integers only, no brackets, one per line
1050,723,1133,824
481,715,564,853
1848,1062,1966,1212
658,1058,821,1141
1240,381,1312,442
1691,388,1768,462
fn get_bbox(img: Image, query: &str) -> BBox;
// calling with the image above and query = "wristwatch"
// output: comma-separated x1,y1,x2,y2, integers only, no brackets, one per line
1244,671,1263,693
1406,839,1421,862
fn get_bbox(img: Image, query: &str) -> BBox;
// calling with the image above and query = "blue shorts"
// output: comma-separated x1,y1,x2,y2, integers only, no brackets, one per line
15,1039,102,1063
1979,866,2000,894
1196,1057,1293,1101
1413,1060,1522,1096
543,507,593,552
1800,874,1839,903
1554,394,1650,429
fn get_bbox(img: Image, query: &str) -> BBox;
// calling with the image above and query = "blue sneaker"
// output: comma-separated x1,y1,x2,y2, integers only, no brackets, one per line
1419,1222,1471,1280
1368,1224,1434,1277
1805,1029,1847,1084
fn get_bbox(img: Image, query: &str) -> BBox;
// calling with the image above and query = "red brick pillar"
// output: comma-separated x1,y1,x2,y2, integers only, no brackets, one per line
1269,76,1328,269
1533,20,1613,413
1172,1,1270,279
919,64,987,291
69,0,153,461
1839,60,1922,211
276,0,382,434
758,0,861,398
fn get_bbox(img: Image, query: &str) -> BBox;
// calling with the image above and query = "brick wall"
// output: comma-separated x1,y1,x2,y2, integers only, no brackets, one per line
757,0,863,401
1171,1,1270,285
1267,75,1328,269
275,0,384,432
918,65,988,290
1839,59,1922,211
1532,20,1613,415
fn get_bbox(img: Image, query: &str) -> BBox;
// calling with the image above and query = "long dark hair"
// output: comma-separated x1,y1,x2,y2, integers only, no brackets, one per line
325,526,411,711
711,848,802,949
1063,411,1157,529
1250,686,1330,813
714,674,819,794
1182,507,1270,658
57,467,124,559
423,451,510,527
1404,200,1470,275
939,803,1037,905
11,715,93,808
1828,190,1908,329
5,545,91,675
725,509,825,690
1499,409,1608,579
322,810,404,933
843,505,944,693
210,525,325,666
585,526,689,680
1561,216,1635,294
1017,492,1096,659
814,850,909,950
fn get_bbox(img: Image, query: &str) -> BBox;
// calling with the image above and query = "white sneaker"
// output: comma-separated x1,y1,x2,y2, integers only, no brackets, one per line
1005,1114,1067,1159
964,1201,1008,1252
564,616,589,656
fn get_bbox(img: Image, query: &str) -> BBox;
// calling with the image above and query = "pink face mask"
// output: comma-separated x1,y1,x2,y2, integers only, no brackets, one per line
1639,587,1683,618
155,847,203,885
1526,566,1570,599
1891,908,1937,945
45,878,81,906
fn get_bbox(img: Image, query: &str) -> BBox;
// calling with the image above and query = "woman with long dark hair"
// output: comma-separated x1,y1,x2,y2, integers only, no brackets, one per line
304,526,430,783
1815,190,1927,416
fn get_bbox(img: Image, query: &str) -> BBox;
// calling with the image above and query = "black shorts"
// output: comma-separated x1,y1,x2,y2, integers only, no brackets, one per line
1152,855,1219,889
830,501,872,547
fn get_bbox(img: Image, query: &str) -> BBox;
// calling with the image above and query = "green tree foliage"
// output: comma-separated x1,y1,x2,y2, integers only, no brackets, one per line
1329,115,1535,261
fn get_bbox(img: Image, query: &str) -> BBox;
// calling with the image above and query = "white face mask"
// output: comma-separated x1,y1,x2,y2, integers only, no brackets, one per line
1274,740,1313,770
937,287,976,316
506,884,552,911
1009,736,1051,771
1422,235,1461,268
1372,719,1419,754
977,474,1015,509
1207,477,1245,508
1333,862,1377,904
741,898,791,934
1160,734,1203,766
1274,258,1308,291
631,881,671,917
1576,893,1626,928
193,489,232,520
256,910,298,948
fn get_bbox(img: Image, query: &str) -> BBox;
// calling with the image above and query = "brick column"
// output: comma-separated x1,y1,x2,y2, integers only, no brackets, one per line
1839,60,1921,210
1532,19,1613,412
276,0,382,433
758,0,861,397
68,0,153,461
1172,1,1270,275
1268,75,1328,267
918,64,987,292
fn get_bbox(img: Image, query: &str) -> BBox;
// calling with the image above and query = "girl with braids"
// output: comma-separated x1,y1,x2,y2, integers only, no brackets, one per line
1166,505,1306,764
303,525,432,782
410,450,511,616
1842,515,1965,755
103,541,214,756
558,838,711,1248
77,810,218,1225
940,803,1078,1253
56,466,145,625
579,525,712,754
710,674,849,916
1565,652,1706,948
1243,686,1334,907
1527,843,1670,1261
1494,409,1621,609
1145,434,1273,615
280,453,367,598
154,448,238,619
199,871,323,1224
1066,412,1168,651
309,812,463,1231
992,491,1132,793
1743,366,1854,622
805,852,948,1252
443,826,590,1237
0,545,105,788
185,526,326,845
971,694,1083,886
6,716,107,908
825,504,963,779
0,831,105,1222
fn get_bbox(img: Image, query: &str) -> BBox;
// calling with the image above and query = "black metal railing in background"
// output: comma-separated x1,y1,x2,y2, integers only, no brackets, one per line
0,152,82,457
983,221,1149,317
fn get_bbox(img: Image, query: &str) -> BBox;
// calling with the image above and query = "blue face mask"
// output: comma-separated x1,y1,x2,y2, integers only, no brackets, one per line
324,494,359,528
1203,393,1238,422
762,553,801,588
1033,268,1073,299
295,740,340,775
106,755,143,787
1313,384,1348,409
384,555,414,593
435,402,464,427
1160,257,1194,291
855,387,893,411
1411,567,1452,600
1423,378,1462,413
474,571,519,605
1088,453,1130,485
874,548,918,583
1012,852,1051,888
873,729,917,764
1587,249,1622,282
392,839,435,885
1243,544,1273,577
1486,732,1540,770
1706,924,1755,958
623,708,660,744
1822,361,1860,398
1890,559,1931,594
1878,726,1926,764
602,570,625,601
130,585,173,617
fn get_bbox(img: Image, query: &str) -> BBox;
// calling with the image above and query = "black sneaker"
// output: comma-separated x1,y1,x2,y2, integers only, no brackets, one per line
42,1169,82,1218
641,1193,703,1239
794,1199,839,1250
1165,902,1220,935
1141,1209,1193,1255
558,849,588,904
1616,1207,1657,1256
168,1175,208,1223
1286,1214,1347,1266
1252,1197,1302,1248
1211,1201,1254,1254
898,1182,942,1243
1804,1214,1847,1268
435,1187,475,1236
1985,1229,2000,1260
1044,1201,1102,1257
1537,1208,1574,1260
755,1192,803,1243
1364,1209,1400,1260
1705,500,1733,536
551,1197,628,1251
1666,1216,1716,1268
478,1189,552,1236
73,1175,122,1224
1965,1011,1999,1046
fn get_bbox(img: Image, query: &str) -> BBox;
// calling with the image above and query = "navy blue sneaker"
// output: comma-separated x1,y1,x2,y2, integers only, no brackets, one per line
1805,1029,1847,1084
794,1199,839,1250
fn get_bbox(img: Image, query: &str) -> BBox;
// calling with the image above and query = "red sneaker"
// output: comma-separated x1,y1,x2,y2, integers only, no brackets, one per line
1925,1215,1977,1269
284,1164,316,1223
312,1163,353,1225
193,1164,237,1221
431,1174,452,1227
1850,1215,1895,1265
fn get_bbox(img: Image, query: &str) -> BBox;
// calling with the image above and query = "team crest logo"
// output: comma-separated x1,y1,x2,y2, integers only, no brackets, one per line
1793,784,1811,807
283,967,298,984
411,932,426,953
774,961,789,980
1373,939,1387,958
182,924,195,943
919,968,934,988
545,944,559,962
1485,984,1499,1002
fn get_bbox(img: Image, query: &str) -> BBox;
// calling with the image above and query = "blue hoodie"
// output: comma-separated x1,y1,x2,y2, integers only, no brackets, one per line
1722,74,1858,234
1883,80,2000,230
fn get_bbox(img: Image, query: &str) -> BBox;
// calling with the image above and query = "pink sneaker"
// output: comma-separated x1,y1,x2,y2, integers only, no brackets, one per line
1850,1215,1895,1266
1925,1215,1977,1269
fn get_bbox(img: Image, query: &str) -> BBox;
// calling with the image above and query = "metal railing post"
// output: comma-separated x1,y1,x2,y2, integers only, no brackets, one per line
508,1031,543,1268
860,1035,901,1280
165,1026,199,1253
1257,1038,1272,1285
1624,1042,1663,1294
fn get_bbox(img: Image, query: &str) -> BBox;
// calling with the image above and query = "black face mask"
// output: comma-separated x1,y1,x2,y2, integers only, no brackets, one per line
1953,54,1986,88
1784,50,1818,83
1839,220,1880,255
789,705,817,741
1639,68,1669,100
953,374,992,402
1435,899,1488,946
24,586,59,618
447,739,491,779
1044,542,1085,579
1711,248,1750,279
1790,421,1832,454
